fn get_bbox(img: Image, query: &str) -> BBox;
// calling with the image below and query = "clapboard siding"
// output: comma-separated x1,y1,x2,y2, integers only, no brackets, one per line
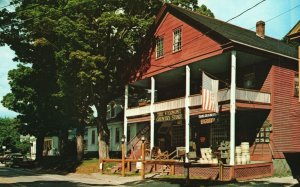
143,12,224,78
271,65,300,157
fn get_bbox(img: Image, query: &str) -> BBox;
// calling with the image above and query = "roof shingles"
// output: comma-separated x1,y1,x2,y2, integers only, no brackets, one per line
167,4,297,59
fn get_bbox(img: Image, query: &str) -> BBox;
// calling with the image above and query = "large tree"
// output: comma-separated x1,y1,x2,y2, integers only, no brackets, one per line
1,2,64,160
1,0,214,161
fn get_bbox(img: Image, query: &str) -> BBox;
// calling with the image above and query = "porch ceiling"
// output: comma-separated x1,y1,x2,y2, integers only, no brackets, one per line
132,51,268,89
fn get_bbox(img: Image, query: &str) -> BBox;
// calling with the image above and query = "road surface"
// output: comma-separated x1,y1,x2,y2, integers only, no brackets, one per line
0,164,298,186
0,164,176,187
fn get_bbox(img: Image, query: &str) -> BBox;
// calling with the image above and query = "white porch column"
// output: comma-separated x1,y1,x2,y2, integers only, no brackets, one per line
229,51,237,165
124,85,128,154
150,77,155,150
185,65,190,162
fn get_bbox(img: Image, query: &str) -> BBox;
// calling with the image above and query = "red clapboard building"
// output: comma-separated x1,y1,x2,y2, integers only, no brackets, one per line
123,4,299,180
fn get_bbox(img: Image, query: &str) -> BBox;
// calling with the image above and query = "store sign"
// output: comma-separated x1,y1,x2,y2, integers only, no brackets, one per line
155,109,184,122
136,162,142,170
198,113,218,125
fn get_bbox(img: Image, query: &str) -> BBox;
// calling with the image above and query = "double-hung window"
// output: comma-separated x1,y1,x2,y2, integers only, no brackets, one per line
115,128,120,143
91,130,96,145
295,73,299,97
173,27,182,52
156,37,164,58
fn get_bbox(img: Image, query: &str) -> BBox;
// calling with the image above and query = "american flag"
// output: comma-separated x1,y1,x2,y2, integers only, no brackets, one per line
202,72,219,113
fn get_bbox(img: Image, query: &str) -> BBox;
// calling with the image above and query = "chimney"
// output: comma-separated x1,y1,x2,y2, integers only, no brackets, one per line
256,21,265,39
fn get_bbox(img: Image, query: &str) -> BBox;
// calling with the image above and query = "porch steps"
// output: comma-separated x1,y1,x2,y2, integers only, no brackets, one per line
127,125,150,159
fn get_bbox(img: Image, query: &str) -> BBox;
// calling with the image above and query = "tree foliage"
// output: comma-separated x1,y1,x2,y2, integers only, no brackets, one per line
0,0,214,160
0,118,30,154
195,4,215,18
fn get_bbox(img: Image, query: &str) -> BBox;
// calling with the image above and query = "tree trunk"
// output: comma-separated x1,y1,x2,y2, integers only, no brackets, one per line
96,104,110,160
76,124,84,162
35,133,45,161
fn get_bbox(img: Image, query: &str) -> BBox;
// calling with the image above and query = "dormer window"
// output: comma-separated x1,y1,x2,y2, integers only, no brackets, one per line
173,27,181,52
156,37,164,59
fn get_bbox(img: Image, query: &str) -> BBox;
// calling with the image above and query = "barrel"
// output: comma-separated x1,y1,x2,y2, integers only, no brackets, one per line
241,155,247,164
235,146,242,155
235,156,242,165
241,142,250,153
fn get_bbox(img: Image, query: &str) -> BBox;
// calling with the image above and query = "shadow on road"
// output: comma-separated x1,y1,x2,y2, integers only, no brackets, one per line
122,178,300,187
0,180,116,187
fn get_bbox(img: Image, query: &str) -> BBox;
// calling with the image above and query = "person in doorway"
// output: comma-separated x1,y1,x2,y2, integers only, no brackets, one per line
194,132,201,158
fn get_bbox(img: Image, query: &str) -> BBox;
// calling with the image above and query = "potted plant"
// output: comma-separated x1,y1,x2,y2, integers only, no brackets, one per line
138,99,149,106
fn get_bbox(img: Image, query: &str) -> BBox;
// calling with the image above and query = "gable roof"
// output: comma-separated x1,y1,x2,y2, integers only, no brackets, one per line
286,20,300,36
158,4,297,59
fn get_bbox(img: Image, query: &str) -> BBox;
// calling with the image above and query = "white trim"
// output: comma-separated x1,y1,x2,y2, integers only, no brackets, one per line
229,51,237,166
124,85,128,154
150,77,155,150
185,65,190,162
231,39,298,61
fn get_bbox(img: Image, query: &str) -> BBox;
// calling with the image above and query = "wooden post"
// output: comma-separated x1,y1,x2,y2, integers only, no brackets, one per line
171,165,175,175
219,162,223,181
127,161,131,172
141,140,145,179
122,142,125,177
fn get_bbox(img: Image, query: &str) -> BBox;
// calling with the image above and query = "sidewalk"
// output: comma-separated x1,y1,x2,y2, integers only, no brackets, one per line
67,172,300,186
252,176,299,186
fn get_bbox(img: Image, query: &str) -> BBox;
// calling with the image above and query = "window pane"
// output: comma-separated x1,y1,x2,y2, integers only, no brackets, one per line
115,128,120,143
156,37,164,58
173,28,181,52
91,130,96,144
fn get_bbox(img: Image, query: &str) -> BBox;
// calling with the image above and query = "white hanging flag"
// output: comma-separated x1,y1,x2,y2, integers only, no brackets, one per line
202,72,219,113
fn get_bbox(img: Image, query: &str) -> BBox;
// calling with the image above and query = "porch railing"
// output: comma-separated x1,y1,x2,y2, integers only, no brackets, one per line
126,88,270,117
236,88,271,103
154,97,185,112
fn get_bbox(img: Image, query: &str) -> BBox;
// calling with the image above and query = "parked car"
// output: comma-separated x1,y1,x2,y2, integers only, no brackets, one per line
0,155,7,164
4,153,34,168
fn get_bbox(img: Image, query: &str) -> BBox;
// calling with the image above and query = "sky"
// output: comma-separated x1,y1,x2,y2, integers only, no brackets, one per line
0,0,300,118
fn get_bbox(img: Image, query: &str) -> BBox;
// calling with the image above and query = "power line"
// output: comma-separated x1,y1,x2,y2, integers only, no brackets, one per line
226,0,266,23
249,3,300,30
156,0,267,61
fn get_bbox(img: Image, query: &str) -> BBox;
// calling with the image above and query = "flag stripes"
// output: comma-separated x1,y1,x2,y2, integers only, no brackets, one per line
202,72,219,113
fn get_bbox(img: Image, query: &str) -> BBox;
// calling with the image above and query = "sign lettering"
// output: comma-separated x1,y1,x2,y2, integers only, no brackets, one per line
155,109,184,122
199,113,218,125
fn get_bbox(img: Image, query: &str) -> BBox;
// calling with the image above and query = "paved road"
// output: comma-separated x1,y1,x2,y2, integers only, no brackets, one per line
0,165,107,187
0,164,299,187
0,165,176,187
